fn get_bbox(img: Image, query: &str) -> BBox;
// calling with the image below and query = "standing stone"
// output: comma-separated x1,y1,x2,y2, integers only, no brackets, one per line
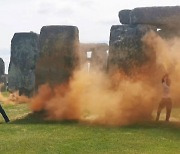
91,44,108,71
0,58,5,79
35,25,79,88
0,58,6,91
108,25,156,73
8,32,39,96
79,43,91,65
79,43,108,71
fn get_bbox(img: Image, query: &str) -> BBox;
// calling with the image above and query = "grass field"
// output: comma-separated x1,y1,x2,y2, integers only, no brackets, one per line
0,103,179,154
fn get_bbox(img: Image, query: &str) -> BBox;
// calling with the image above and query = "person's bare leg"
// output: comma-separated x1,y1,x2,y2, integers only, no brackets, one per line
166,100,172,122
156,103,163,121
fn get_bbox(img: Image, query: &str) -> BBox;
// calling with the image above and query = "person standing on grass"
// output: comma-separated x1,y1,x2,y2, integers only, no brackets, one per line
0,103,10,123
156,74,172,122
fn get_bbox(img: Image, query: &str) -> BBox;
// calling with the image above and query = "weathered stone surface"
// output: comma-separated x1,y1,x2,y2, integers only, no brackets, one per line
0,58,6,91
0,58,5,79
90,44,108,71
79,43,91,64
8,32,39,96
108,25,156,73
79,43,108,71
158,28,180,39
0,74,8,91
35,25,79,88
118,10,131,24
119,6,180,30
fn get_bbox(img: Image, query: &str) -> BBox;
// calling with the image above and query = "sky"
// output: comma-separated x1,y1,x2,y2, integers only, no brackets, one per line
0,0,180,73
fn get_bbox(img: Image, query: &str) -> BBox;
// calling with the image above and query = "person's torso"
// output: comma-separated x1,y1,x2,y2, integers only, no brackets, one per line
162,82,170,98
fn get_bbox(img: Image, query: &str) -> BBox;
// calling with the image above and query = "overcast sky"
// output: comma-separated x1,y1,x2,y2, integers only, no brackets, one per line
0,0,180,73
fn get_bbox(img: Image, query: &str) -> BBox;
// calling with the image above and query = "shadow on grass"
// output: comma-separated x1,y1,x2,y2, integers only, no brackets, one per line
121,121,180,137
122,121,180,130
10,112,180,132
10,112,79,125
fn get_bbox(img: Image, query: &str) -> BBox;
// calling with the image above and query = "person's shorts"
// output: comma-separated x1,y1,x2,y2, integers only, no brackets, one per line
159,98,172,109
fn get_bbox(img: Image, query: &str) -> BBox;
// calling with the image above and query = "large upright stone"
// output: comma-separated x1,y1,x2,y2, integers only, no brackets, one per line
35,25,79,87
8,32,39,96
79,43,92,65
0,58,6,91
90,44,108,71
108,25,156,73
119,6,180,30
0,58,5,79
79,43,108,71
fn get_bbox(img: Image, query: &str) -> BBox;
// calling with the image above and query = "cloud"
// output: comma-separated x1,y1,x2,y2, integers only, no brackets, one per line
38,2,55,14
37,2,75,17
55,7,74,16
99,19,119,26
79,0,94,8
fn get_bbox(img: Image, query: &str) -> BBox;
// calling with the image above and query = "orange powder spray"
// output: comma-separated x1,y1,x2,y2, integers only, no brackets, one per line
30,31,180,125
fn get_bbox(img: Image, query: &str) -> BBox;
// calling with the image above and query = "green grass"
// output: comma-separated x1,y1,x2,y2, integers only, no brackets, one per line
0,103,179,154
1,91,10,97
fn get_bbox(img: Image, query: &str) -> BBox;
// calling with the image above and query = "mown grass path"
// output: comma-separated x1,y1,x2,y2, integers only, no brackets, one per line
0,104,179,154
